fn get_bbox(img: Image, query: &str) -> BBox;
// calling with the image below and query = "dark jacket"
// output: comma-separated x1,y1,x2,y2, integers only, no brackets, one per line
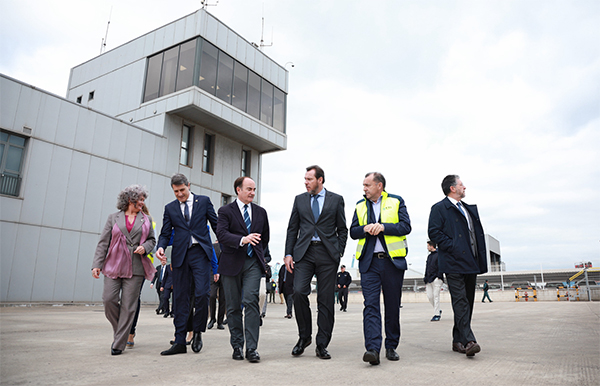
278,265,294,296
163,265,173,289
157,194,218,268
424,251,443,284
428,197,487,275
216,201,270,277
285,190,348,263
337,271,352,287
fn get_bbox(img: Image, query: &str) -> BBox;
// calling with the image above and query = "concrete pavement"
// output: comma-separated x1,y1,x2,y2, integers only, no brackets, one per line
1,299,598,385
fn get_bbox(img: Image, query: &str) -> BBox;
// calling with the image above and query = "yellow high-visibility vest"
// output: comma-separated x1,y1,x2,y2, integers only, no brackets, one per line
355,191,407,260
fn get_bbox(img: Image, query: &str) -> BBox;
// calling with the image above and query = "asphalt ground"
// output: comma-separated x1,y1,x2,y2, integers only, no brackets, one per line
1,298,598,386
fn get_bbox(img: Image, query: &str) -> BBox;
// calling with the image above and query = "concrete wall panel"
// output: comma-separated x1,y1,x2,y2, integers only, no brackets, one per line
0,221,18,301
7,224,40,301
41,146,72,228
31,227,61,301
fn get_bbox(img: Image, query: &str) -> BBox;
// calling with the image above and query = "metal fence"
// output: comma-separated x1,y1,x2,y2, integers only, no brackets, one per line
0,173,21,196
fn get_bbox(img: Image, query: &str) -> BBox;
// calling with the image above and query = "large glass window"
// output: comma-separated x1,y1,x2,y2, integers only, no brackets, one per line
232,62,248,111
260,79,273,126
198,41,218,95
247,71,261,120
0,131,26,197
143,37,287,132
175,40,197,92
180,124,192,166
143,53,163,102
273,87,285,131
216,52,234,103
202,133,214,174
159,46,179,97
241,150,251,177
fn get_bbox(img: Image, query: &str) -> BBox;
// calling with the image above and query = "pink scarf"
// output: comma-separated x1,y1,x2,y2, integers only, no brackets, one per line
102,213,156,281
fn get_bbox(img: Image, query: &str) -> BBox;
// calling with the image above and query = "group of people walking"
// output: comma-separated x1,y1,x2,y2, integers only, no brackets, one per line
92,167,487,363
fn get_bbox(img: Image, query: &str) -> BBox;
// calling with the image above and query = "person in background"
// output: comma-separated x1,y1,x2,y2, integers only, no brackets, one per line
336,265,352,312
482,280,493,303
424,241,443,321
279,264,294,319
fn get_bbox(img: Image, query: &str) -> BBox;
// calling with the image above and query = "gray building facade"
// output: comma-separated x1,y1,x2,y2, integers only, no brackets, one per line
0,9,288,303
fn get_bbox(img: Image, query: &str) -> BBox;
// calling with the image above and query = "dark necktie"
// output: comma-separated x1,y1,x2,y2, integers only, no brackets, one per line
184,201,190,224
312,195,320,237
244,204,253,257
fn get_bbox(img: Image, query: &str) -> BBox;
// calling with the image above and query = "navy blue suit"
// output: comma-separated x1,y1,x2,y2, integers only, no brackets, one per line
161,264,173,315
157,193,218,345
350,193,411,353
428,196,487,346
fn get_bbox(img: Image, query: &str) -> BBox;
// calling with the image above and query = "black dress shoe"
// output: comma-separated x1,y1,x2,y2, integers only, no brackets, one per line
232,347,244,360
207,320,215,329
223,319,228,325
315,345,331,360
163,313,169,318
291,338,312,356
191,332,203,353
217,323,225,330
452,342,466,354
111,348,122,356
464,341,481,357
246,349,260,363
385,348,399,361
363,349,380,365
161,343,187,355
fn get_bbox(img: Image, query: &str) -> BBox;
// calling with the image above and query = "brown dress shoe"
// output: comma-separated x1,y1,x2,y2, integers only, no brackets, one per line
452,342,466,353
464,341,481,357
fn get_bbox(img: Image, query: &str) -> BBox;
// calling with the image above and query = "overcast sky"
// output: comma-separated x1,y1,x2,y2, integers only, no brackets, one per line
1,0,599,274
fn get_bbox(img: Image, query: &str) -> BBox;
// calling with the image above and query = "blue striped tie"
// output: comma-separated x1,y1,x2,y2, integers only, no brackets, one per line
244,204,253,257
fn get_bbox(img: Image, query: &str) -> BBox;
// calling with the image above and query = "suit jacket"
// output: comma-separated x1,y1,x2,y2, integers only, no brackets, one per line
349,193,411,273
216,201,270,277
151,264,165,287
427,197,488,275
157,193,218,268
278,265,294,296
285,190,348,263
92,211,156,277
163,264,173,289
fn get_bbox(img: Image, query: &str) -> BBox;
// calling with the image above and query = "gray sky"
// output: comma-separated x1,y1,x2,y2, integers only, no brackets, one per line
1,0,599,274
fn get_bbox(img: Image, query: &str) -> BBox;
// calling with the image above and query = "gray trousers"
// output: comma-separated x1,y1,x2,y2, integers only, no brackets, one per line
222,256,262,351
103,275,144,351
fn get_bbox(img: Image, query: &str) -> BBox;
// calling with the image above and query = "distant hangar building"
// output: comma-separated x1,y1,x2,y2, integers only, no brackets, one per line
0,9,288,303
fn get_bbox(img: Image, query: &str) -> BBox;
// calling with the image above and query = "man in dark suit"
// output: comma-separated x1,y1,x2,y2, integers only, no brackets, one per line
161,264,174,318
428,175,487,357
207,241,226,330
278,264,294,319
156,173,218,356
284,165,348,360
336,265,352,312
151,260,167,314
217,176,270,363
350,172,411,365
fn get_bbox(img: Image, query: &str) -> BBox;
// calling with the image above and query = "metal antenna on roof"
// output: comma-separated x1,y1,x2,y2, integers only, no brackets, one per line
259,4,273,51
100,6,113,54
201,0,219,9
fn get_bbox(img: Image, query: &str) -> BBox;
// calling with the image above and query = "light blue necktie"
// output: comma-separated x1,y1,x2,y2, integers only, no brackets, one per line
312,195,320,237
244,204,253,257
457,202,472,230
456,201,466,217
